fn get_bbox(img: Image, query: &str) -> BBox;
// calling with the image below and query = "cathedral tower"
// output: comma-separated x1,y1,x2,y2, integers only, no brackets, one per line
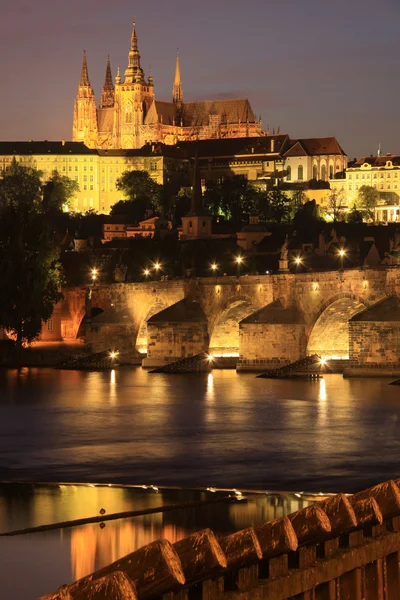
173,52,183,109
113,21,155,148
72,51,98,148
100,56,115,109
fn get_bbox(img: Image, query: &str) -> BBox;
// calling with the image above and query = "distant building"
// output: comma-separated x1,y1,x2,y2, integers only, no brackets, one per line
0,135,348,215
0,141,182,214
73,21,263,150
103,216,172,241
283,137,347,183
331,155,400,222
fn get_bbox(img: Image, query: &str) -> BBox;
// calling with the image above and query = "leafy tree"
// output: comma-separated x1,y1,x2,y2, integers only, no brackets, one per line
324,188,346,221
260,190,291,223
346,207,364,223
172,188,191,223
293,199,324,226
0,160,63,347
291,188,308,213
115,170,163,216
203,176,263,225
43,170,79,214
358,185,380,220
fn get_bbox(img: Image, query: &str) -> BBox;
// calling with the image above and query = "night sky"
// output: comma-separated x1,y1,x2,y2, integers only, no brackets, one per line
2,0,400,158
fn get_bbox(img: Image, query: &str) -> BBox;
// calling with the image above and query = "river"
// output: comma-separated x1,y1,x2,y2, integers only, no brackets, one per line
1,367,399,493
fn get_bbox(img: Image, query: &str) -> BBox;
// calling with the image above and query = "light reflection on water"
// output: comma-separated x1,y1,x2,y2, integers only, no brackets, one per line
0,368,400,493
0,484,313,600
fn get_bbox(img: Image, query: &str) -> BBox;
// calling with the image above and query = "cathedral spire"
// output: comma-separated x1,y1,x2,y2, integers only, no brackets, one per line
173,51,183,106
125,19,144,83
100,55,115,108
79,50,90,86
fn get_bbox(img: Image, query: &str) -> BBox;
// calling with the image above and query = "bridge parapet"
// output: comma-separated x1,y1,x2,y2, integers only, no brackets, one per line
40,479,400,600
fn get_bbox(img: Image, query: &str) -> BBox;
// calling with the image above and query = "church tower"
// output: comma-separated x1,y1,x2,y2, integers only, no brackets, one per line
100,56,115,108
181,153,213,239
72,51,98,148
113,21,155,149
173,52,183,109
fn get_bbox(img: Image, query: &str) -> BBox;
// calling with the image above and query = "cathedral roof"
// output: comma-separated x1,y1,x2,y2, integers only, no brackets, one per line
0,141,96,155
182,98,257,126
153,101,177,126
97,108,114,133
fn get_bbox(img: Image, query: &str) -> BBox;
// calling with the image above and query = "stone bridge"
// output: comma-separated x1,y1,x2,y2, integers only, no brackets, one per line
58,267,400,370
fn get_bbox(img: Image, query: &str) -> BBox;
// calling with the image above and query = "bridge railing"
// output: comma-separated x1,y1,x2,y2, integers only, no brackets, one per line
40,479,400,600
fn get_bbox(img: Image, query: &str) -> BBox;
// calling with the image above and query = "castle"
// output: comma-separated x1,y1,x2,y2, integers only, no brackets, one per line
72,21,264,150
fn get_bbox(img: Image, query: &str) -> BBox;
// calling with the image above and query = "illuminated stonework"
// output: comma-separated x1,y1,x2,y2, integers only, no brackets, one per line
73,22,263,150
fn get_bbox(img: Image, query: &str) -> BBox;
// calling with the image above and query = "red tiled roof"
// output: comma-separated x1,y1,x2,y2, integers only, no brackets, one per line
284,137,346,157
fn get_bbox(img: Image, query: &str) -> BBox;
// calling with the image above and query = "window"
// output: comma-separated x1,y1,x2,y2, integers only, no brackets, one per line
312,165,317,179
75,166,78,171
83,175,87,182
90,175,93,182
84,166,87,172
380,184,384,190
47,319,53,332
298,165,303,181
90,185,93,190
321,165,326,181
355,174,359,179
68,166,72,172
287,166,291,181
329,166,334,179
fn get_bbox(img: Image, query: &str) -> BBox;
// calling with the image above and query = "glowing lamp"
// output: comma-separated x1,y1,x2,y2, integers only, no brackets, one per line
109,350,119,360
236,256,243,264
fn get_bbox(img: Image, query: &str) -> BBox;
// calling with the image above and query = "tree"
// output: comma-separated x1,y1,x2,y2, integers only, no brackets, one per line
324,188,346,221
346,204,364,224
293,199,324,227
42,170,79,214
115,170,163,216
358,185,380,220
259,190,291,223
0,160,63,347
203,176,263,225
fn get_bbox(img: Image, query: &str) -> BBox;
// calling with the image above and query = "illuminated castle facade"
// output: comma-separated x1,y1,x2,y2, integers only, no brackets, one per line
73,22,264,150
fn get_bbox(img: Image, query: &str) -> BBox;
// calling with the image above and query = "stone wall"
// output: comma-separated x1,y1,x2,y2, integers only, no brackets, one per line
238,323,307,370
349,321,400,367
145,322,209,367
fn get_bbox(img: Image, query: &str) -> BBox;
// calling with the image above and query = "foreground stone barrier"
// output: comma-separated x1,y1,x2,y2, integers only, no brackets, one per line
173,529,226,583
40,479,400,600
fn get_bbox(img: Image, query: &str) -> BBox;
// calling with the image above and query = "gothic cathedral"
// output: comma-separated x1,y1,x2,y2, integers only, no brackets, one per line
73,21,264,150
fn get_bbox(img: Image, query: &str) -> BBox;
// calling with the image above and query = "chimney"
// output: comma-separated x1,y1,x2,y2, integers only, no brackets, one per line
271,139,275,153
62,139,65,147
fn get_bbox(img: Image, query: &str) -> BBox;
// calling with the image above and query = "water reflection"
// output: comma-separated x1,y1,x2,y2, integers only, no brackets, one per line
0,484,314,599
1,369,400,492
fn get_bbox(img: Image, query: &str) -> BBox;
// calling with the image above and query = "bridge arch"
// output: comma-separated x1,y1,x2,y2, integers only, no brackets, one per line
209,296,257,357
76,307,105,339
307,293,368,359
135,301,168,355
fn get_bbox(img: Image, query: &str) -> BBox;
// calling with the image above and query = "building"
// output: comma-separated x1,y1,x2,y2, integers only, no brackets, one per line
0,141,183,214
73,21,263,151
283,137,348,183
103,216,172,241
331,155,400,222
